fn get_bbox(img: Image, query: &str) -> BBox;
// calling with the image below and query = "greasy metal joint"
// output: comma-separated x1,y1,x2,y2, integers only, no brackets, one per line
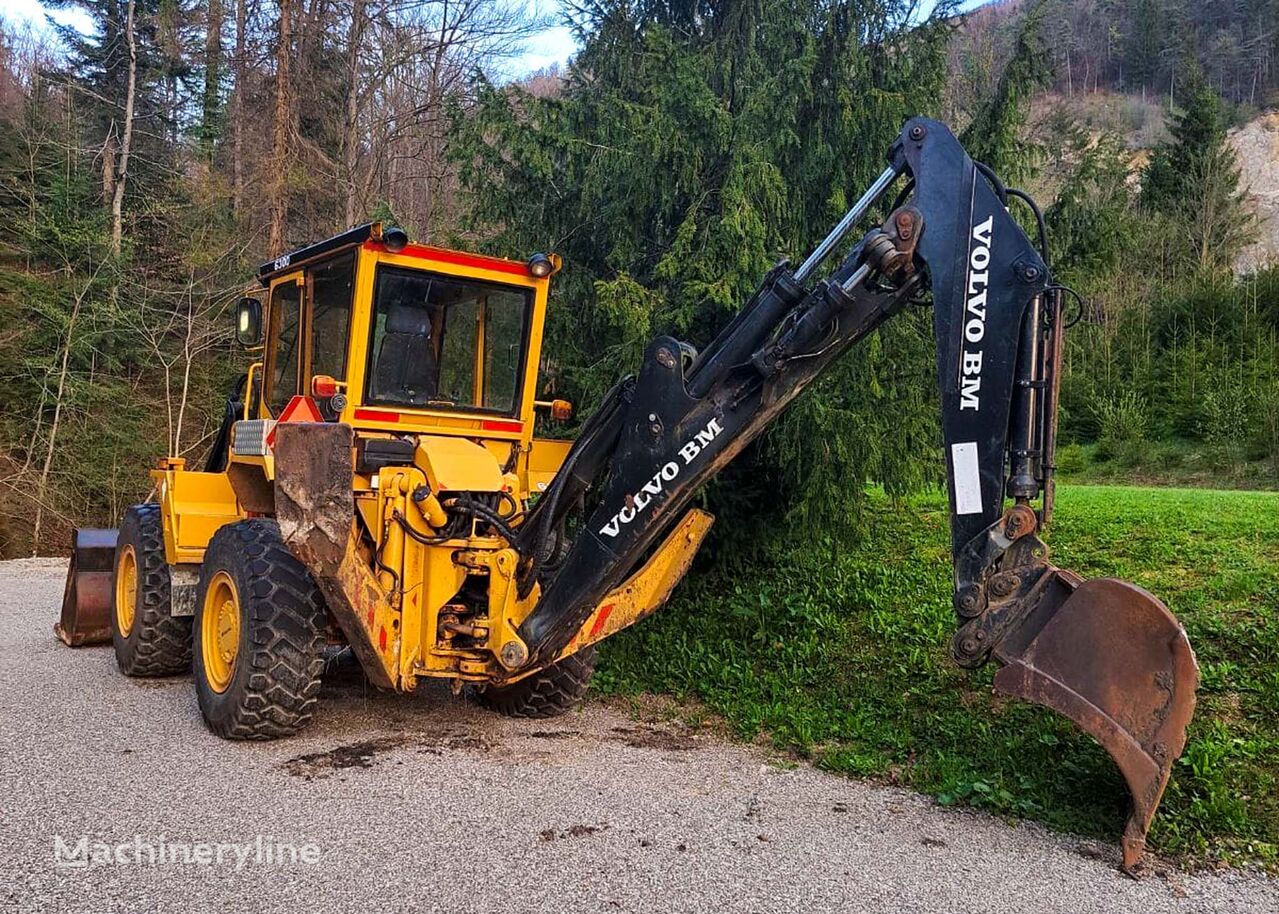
1003,503,1037,540
499,640,529,670
955,585,983,619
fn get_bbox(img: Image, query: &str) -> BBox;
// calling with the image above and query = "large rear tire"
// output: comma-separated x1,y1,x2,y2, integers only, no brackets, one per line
478,647,598,719
193,519,328,740
112,504,192,676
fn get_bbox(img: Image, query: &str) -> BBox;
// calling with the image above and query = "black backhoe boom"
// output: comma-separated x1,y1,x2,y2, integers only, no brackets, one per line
513,117,1197,872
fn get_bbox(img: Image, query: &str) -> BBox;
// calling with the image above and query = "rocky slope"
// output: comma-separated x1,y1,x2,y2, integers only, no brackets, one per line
1230,112,1279,274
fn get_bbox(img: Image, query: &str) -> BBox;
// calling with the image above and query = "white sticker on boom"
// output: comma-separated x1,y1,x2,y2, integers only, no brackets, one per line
951,442,983,515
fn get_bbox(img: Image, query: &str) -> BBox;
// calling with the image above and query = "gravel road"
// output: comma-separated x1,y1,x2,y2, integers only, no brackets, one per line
1,557,1275,914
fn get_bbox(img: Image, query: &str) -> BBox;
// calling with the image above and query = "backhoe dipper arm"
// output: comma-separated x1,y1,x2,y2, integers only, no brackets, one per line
515,118,1196,872
516,117,1044,663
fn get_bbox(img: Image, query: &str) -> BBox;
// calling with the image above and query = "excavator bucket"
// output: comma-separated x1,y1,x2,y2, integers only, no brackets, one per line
54,528,119,647
992,571,1198,872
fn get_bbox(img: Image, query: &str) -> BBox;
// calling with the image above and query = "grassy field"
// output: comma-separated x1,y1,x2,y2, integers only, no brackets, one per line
596,485,1279,869
1056,441,1279,491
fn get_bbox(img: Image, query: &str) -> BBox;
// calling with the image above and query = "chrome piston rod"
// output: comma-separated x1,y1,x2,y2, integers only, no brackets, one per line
794,164,902,284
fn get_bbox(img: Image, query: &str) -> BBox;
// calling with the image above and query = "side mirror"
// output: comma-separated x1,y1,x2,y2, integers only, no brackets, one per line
236,297,263,347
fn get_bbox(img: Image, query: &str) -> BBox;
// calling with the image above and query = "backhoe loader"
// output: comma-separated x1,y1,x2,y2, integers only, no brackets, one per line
57,118,1196,871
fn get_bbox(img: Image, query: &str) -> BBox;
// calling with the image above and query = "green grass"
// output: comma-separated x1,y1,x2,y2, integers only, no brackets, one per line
1056,440,1279,491
596,484,1279,868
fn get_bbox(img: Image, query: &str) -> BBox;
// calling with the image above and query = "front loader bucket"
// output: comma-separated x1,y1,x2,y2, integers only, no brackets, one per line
54,528,119,647
992,573,1197,872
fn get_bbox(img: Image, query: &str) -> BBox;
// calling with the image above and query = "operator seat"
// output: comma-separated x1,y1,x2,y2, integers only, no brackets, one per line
374,304,438,405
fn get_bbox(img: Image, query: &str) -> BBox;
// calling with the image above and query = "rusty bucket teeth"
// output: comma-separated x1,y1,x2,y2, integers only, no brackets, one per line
992,575,1198,873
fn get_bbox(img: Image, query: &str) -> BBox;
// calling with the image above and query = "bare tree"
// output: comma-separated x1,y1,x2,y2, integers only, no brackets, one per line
130,276,234,456
233,0,250,214
110,0,138,257
32,259,105,555
342,0,369,225
269,0,294,255
347,0,539,233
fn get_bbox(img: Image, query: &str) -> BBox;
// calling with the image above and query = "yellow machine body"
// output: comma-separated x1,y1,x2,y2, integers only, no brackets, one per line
131,228,711,691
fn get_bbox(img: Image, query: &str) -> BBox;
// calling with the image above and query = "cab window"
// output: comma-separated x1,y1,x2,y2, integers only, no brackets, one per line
308,251,355,383
438,297,479,401
365,267,531,415
483,296,524,410
267,278,302,414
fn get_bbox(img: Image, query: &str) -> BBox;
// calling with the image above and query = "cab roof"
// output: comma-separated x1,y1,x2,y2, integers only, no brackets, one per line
256,222,541,285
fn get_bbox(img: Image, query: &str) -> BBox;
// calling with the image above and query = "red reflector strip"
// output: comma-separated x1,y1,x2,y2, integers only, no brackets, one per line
589,604,615,639
365,241,531,277
481,419,524,434
353,408,401,423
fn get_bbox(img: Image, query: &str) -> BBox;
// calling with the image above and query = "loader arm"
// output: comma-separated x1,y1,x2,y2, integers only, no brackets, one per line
513,118,1197,871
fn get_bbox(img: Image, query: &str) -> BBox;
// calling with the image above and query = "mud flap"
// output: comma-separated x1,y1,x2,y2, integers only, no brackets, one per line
992,573,1197,872
54,528,119,646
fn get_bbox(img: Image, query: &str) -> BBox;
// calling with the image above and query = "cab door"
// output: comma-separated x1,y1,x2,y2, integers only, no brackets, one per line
303,250,356,418
260,253,356,420
261,272,304,418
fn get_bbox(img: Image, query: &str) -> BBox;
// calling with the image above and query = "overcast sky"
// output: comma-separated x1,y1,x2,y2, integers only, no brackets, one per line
0,0,981,78
2,0,94,36
0,0,579,75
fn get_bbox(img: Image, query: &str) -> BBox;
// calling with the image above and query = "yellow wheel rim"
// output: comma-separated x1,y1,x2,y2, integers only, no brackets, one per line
201,571,241,694
115,544,137,637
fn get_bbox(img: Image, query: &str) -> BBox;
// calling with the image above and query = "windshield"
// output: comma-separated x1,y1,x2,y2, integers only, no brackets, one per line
365,266,532,415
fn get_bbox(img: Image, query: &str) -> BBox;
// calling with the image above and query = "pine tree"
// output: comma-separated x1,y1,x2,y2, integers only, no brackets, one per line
454,0,952,542
1123,0,1162,90
960,0,1053,184
1142,77,1254,272
200,0,225,160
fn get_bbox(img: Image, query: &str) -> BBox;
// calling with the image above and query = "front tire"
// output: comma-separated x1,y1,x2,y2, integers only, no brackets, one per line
478,647,598,719
112,504,192,676
193,520,328,740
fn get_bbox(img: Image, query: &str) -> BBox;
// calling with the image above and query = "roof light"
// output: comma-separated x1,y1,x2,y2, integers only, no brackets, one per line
383,227,408,253
528,253,554,277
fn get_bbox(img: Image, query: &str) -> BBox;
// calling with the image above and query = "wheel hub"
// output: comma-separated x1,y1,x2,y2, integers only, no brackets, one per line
114,544,137,637
201,571,240,693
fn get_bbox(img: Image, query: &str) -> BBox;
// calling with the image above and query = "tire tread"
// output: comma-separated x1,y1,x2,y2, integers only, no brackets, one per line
114,504,192,676
478,647,597,719
196,519,327,740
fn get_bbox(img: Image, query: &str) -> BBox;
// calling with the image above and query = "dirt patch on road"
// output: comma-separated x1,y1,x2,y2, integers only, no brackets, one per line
282,736,410,777
608,725,698,752
281,730,496,778
539,824,609,841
